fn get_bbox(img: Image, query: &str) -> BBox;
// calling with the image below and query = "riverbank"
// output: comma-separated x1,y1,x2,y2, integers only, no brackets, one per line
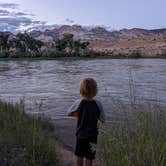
0,55,165,61
0,100,166,166
0,99,98,166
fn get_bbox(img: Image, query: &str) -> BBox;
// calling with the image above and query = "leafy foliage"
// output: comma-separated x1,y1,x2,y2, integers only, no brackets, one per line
0,32,92,58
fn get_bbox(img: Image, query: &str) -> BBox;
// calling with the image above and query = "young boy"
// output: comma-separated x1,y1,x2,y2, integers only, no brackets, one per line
67,78,106,166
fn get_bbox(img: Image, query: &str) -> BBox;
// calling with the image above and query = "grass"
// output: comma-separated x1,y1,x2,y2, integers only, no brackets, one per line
1,98,166,166
97,104,166,166
0,100,59,166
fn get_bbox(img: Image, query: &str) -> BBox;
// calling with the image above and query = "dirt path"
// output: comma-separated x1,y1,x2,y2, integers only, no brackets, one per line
52,118,100,166
59,147,100,166
59,147,76,166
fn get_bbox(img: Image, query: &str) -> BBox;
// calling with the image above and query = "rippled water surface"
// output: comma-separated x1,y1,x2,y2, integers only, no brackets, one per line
0,59,166,118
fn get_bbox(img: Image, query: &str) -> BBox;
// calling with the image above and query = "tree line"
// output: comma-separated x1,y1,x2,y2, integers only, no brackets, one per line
0,32,91,58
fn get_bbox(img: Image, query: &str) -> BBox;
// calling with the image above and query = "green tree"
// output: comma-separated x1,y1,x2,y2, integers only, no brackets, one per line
55,34,90,56
16,32,43,52
55,39,67,51
56,33,74,53
79,41,90,49
0,34,10,52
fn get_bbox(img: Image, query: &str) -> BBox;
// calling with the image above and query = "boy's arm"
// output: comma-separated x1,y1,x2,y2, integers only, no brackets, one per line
95,100,106,123
66,99,81,117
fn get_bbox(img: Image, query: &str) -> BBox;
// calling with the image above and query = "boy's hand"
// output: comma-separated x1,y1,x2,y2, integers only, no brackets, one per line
69,111,78,118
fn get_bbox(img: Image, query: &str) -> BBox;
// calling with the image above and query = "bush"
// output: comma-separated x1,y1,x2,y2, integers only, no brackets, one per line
9,51,38,58
0,51,9,58
131,50,142,58
41,48,65,57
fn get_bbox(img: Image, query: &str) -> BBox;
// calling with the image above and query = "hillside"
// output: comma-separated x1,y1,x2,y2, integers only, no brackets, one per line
89,36,166,57
1,25,166,57
28,25,166,57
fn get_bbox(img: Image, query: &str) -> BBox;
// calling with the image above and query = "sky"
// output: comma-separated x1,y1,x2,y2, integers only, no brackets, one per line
0,0,165,33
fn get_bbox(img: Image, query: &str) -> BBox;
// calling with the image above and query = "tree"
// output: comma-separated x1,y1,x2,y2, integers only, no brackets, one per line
0,34,9,52
79,41,90,49
55,34,90,55
73,40,81,53
56,39,67,51
16,32,43,52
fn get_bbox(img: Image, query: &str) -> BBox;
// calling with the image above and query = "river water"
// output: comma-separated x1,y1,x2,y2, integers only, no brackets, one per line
0,59,166,149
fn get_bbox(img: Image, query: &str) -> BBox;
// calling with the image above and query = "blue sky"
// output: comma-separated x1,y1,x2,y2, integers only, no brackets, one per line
0,0,165,32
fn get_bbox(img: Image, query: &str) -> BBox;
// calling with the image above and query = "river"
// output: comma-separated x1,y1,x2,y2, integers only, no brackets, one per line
0,58,165,150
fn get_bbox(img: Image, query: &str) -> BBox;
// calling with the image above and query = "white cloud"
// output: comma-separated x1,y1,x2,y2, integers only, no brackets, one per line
65,18,75,24
0,3,19,9
0,2,54,33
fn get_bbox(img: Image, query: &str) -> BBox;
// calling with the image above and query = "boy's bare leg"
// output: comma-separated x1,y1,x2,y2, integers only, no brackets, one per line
85,159,93,166
77,156,84,166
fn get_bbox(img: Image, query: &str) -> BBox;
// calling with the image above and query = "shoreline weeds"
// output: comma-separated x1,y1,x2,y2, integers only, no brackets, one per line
0,100,99,166
0,100,59,166
1,100,166,165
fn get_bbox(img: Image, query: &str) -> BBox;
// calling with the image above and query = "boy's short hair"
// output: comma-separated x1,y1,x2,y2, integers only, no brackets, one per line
80,78,98,99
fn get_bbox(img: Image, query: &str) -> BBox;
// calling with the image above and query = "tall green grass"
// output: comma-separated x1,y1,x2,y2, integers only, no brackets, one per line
97,104,166,166
0,100,59,166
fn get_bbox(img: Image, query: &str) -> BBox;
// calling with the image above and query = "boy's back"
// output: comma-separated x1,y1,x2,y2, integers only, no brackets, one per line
67,78,106,165
76,99,100,139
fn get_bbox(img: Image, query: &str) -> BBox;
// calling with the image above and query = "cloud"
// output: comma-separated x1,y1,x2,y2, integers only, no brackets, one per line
0,9,32,17
0,16,49,33
0,9,10,16
0,17,34,26
0,3,19,9
0,3,52,33
27,24,60,32
13,12,34,17
65,18,75,24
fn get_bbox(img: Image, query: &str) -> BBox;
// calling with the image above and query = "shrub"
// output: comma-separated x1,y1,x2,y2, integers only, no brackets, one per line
41,48,64,57
0,51,9,58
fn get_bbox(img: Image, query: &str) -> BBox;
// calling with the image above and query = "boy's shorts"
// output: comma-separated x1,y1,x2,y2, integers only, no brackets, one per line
75,136,97,159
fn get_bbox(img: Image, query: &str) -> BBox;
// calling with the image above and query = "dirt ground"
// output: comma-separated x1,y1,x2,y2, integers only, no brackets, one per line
59,147,100,166
52,118,100,166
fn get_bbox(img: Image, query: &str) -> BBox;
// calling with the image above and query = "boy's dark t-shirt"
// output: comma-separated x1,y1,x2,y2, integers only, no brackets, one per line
76,99,100,139
67,98,106,159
